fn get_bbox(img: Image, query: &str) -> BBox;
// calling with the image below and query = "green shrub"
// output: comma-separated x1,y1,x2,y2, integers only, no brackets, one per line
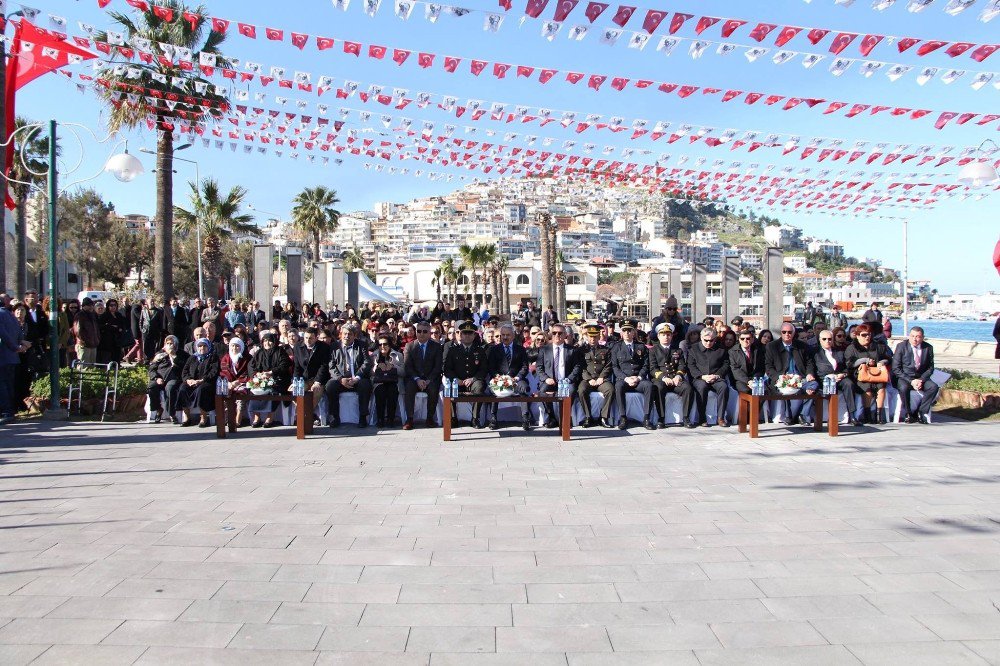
30,365,149,401
941,368,1000,394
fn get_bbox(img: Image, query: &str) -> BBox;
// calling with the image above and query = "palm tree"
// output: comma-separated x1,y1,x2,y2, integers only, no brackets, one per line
453,264,466,304
431,265,444,302
8,118,53,295
493,254,510,317
291,186,341,263
440,257,457,305
174,178,257,291
534,213,553,310
555,251,567,320
95,1,231,298
342,246,366,273
458,243,481,307
478,243,496,309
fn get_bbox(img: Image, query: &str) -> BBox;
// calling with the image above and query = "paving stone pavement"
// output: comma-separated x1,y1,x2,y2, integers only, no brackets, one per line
1,417,1000,665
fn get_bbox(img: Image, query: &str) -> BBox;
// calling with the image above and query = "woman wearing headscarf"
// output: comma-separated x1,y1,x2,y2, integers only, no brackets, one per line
178,338,220,427
147,336,189,424
220,337,251,425
371,333,403,428
247,332,292,428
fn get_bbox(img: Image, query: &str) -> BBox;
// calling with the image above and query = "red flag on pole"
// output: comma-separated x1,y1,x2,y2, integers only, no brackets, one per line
993,239,1000,276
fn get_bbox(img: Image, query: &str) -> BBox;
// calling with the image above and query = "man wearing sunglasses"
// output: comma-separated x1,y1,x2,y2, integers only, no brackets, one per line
610,320,655,430
765,323,819,426
537,324,580,428
402,324,443,430
815,329,860,427
651,295,686,351
442,321,488,428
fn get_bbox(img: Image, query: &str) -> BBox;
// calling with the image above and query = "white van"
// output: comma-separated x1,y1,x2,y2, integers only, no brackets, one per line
76,290,115,304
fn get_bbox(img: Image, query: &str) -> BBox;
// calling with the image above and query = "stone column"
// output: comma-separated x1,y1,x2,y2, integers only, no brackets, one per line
763,247,785,333
691,263,707,324
286,247,303,305
252,244,273,311
722,256,740,324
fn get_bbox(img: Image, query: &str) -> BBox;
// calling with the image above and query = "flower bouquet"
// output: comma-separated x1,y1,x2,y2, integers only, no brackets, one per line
246,372,276,396
489,374,518,398
775,373,803,396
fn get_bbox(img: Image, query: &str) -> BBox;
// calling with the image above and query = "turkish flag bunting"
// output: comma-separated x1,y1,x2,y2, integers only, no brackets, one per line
211,17,229,33
669,12,693,34
956,112,978,125
945,42,975,57
584,2,609,22
588,74,607,89
291,33,308,49
392,49,410,64
845,104,870,117
493,63,511,77
444,56,461,72
344,41,361,55
611,5,637,27
745,92,763,104
977,114,1000,126
748,23,777,42
152,5,173,21
316,36,334,50
677,85,698,97
553,0,580,21
126,0,149,10
765,94,784,105
934,111,958,129
824,101,848,114
471,60,488,75
721,19,747,37
722,89,742,101
539,68,557,82
890,107,911,115
610,76,629,90
911,109,931,119
897,37,919,52
517,64,534,76
658,82,677,93
525,0,550,18
418,52,435,68
265,28,283,41
916,40,947,55
182,11,200,29
859,34,883,56
98,0,112,7
369,44,386,58
238,23,256,38
566,71,585,83
806,28,829,45
829,32,857,55
971,44,998,62
695,16,720,34
641,10,667,34
774,26,801,47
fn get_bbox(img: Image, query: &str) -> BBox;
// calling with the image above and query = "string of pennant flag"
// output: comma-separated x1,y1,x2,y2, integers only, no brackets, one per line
803,0,998,22
72,6,995,131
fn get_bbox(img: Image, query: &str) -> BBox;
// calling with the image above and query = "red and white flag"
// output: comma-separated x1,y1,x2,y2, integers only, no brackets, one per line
748,22,777,42
525,0,550,18
611,5,637,27
238,23,256,38
669,13,693,34
552,0,580,21
806,28,829,45
971,44,998,62
917,40,947,55
829,32,857,55
584,2,609,22
721,19,747,37
641,10,667,33
774,26,802,47
859,34,883,56
695,16,720,34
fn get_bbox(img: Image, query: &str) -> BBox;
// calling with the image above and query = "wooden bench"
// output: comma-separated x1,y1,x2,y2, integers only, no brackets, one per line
737,391,840,438
214,393,315,440
441,395,573,441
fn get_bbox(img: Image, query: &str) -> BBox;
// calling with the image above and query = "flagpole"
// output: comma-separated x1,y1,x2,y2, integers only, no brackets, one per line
44,119,67,420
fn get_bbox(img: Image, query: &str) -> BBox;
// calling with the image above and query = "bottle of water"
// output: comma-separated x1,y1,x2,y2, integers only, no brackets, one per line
216,377,223,395
751,378,759,396
292,377,300,397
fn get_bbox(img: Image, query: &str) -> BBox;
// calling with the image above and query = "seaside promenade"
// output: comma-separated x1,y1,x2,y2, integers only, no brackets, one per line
2,416,1000,664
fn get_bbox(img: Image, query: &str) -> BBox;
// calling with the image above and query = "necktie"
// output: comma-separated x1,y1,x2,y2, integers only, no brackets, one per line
913,346,921,366
505,345,512,364
555,346,562,381
745,349,751,363
421,343,426,361
786,345,797,374
628,344,633,355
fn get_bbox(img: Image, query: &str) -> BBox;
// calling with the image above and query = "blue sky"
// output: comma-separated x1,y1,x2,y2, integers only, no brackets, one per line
14,0,1000,293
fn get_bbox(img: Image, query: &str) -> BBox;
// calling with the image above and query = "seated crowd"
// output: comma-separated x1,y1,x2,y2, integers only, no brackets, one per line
134,295,941,433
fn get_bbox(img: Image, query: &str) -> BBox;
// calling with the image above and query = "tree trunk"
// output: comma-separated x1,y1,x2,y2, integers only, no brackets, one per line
537,217,551,310
557,275,567,321
13,194,27,296
0,30,7,294
313,231,320,265
548,228,558,309
154,123,174,297
502,276,509,318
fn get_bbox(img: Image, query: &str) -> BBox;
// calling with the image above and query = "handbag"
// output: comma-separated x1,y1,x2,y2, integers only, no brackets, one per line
858,363,889,384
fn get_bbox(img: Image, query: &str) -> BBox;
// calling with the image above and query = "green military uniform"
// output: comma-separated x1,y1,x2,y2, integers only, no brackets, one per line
442,322,488,427
576,323,615,426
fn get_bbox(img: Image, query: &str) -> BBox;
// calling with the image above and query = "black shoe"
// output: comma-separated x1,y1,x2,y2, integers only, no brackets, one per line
473,419,485,429
251,418,263,428
180,418,194,427
313,414,322,425
544,417,558,429
685,420,696,429
787,416,799,427
425,418,437,428
358,420,368,429
328,417,341,428
451,416,459,428
643,418,656,431
170,415,181,425
522,418,531,431
719,417,730,428
376,419,385,428
600,417,614,429
488,418,499,430
799,417,811,427
198,419,210,428
849,417,862,427
263,420,277,429
581,417,593,428
919,414,930,424
153,412,162,424
700,420,710,427
617,418,627,430
658,420,667,429
877,410,887,425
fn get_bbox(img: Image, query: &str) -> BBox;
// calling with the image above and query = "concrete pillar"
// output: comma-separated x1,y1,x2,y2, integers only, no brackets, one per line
691,263,707,324
647,272,663,320
667,267,682,302
329,263,345,311
252,244,273,310
722,256,741,324
763,247,785,333
286,247,303,305
312,261,328,306
346,271,360,309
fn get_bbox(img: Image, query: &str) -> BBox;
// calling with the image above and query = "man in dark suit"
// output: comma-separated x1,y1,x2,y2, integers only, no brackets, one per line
294,326,332,420
577,323,615,428
443,321,488,428
188,298,204,331
325,324,373,428
815,329,860,427
892,326,939,424
610,320,654,430
536,323,581,428
402,323,444,430
729,329,766,395
246,300,267,330
485,324,531,430
765,323,819,426
140,297,165,361
648,323,691,428
687,326,731,428
22,290,49,352
163,296,190,345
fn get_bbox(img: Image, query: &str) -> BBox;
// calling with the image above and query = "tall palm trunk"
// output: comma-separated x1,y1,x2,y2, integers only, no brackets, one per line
312,231,320,264
537,216,551,310
154,123,174,297
481,266,490,307
13,193,27,295
548,227,558,309
503,275,510,317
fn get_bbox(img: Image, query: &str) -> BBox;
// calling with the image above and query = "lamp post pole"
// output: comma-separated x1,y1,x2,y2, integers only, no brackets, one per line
902,218,909,336
44,120,66,419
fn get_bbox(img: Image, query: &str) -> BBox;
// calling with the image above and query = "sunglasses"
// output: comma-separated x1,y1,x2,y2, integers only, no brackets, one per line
858,333,871,338
780,330,795,335
552,331,566,336
739,336,753,340
820,337,833,341
665,307,677,311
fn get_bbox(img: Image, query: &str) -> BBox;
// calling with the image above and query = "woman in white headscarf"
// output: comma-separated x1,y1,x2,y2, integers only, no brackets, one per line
220,337,251,425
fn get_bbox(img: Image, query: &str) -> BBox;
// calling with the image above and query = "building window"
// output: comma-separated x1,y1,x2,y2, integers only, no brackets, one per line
457,275,469,287
516,274,530,287
567,275,582,285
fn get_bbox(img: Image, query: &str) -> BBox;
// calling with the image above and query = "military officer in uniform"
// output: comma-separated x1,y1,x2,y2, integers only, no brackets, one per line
610,320,655,430
576,323,616,428
648,323,693,428
443,321,488,428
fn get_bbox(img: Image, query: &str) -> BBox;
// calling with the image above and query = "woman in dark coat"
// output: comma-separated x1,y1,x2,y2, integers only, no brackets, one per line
220,337,252,426
247,332,292,428
844,323,892,424
178,338,219,427
147,335,189,424
97,299,129,365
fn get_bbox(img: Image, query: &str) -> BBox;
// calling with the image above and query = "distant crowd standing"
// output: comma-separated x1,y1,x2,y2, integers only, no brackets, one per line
0,291,940,430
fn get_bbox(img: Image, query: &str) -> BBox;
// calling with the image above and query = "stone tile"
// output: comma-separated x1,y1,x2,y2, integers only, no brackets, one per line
753,576,873,598
146,561,280,582
361,604,512,627
495,565,640,584
846,641,989,665
270,602,365,626
0,596,67,618
303,583,401,604
316,653,427,666
496,626,612,653
177,599,280,623
102,620,242,648
916,613,1000,640
406,626,495,653
360,566,493,584
762,595,882,620
315,626,410,652
810,617,941,644
567,653,701,666
694,645,863,665
31,644,148,665
433,655,566,666
228,623,325,650
398,584,526,604
711,621,828,648
47,597,191,621
666,599,775,623
271,564,364,583
512,602,674,627
213,580,310,602
614,579,762,602
0,645,51,666
606,624,721,651
137,646,320,665
0,617,122,644
525,583,619,603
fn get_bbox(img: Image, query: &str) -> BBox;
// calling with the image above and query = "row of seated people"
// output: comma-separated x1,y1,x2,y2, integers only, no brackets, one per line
148,316,940,432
